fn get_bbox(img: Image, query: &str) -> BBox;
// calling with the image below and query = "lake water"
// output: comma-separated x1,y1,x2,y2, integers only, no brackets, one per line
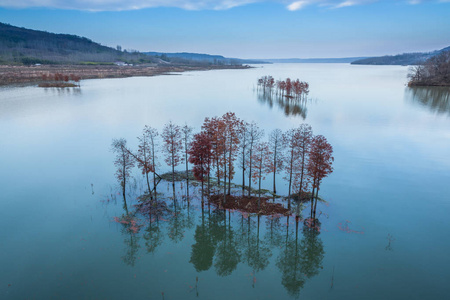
1,64,450,299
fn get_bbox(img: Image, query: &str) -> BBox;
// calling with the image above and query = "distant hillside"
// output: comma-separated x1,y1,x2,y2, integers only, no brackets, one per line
145,51,269,65
351,46,450,66
264,57,367,63
0,22,157,65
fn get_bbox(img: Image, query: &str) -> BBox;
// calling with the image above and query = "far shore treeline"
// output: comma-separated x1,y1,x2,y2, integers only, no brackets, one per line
111,112,334,226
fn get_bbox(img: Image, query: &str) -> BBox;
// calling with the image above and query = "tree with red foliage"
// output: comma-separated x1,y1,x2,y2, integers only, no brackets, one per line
162,121,183,191
111,138,135,203
285,78,292,97
307,135,334,221
202,117,225,187
221,112,243,195
295,124,313,197
188,132,212,198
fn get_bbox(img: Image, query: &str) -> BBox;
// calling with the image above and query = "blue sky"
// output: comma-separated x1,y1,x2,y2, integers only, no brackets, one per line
0,0,449,58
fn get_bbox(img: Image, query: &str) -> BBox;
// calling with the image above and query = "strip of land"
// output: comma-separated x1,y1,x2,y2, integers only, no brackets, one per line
0,64,250,86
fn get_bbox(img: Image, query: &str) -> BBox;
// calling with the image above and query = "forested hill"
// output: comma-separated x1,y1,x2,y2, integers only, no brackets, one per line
351,46,450,65
145,51,269,64
0,22,157,65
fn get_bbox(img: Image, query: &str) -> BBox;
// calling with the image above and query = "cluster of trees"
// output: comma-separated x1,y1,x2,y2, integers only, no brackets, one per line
257,76,310,100
408,50,450,86
111,112,334,221
41,73,81,84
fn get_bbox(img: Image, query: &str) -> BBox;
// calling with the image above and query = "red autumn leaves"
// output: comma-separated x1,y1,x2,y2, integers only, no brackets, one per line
111,112,334,219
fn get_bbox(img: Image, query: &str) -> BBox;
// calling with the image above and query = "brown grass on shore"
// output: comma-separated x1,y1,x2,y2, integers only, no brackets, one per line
0,64,250,86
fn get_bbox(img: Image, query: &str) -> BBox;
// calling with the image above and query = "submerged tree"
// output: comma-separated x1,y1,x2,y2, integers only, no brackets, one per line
247,122,264,197
182,124,194,198
111,138,135,202
307,135,334,221
295,124,313,198
188,132,212,197
269,129,284,194
162,121,183,191
283,128,299,207
202,117,225,187
250,142,273,209
222,112,243,196
136,126,159,197
238,121,249,195
145,126,159,197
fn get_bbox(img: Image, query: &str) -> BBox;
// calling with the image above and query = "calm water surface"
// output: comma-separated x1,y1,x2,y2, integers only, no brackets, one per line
1,64,450,299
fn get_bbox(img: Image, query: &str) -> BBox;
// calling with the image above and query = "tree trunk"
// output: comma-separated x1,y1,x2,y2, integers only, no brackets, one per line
223,143,227,204
310,179,316,219
228,138,232,195
299,150,305,197
273,146,277,194
185,144,189,200
152,141,157,200
313,186,320,221
248,145,253,197
258,163,262,211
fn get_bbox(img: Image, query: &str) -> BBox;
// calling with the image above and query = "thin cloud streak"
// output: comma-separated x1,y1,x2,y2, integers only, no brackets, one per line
0,0,445,11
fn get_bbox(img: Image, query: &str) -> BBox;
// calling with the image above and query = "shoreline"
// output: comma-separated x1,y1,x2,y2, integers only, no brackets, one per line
0,64,251,86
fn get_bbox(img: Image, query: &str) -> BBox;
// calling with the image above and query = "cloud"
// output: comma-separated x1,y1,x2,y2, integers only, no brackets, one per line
0,0,259,11
334,1,357,8
0,0,446,11
287,1,310,11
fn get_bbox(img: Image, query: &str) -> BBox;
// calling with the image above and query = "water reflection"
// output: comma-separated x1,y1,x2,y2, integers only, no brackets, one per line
112,187,324,297
277,220,324,297
257,90,308,118
406,87,450,117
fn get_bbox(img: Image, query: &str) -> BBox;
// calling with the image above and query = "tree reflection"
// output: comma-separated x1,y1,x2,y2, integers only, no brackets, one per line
242,215,272,277
257,91,308,119
276,219,324,297
213,210,241,276
122,230,140,266
143,219,163,254
406,87,450,117
110,182,326,296
190,205,215,272
167,200,193,243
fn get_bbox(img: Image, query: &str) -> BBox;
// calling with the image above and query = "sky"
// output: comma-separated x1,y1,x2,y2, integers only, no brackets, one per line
0,0,449,58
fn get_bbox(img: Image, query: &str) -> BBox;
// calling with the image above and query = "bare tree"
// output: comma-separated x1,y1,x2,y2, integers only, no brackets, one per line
162,121,183,192
247,122,264,197
111,138,135,203
238,121,249,195
269,129,284,194
182,124,194,198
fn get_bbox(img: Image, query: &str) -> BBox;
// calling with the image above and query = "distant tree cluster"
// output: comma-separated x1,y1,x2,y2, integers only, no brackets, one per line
408,50,450,86
257,75,309,100
111,112,334,222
